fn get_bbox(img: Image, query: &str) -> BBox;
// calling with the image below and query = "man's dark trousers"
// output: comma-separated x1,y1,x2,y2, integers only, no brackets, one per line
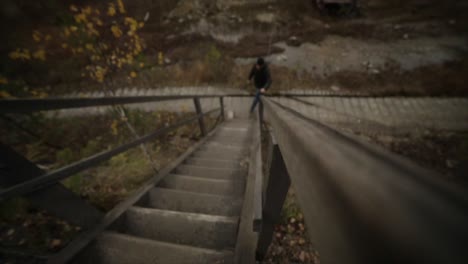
250,90,262,113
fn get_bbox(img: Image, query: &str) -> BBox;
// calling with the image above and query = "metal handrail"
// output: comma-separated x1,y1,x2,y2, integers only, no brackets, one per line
0,94,226,202
0,94,243,114
261,97,468,264
0,108,220,202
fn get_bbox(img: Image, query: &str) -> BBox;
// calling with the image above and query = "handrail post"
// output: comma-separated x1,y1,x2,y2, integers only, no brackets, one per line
193,97,207,136
255,129,291,261
219,96,225,121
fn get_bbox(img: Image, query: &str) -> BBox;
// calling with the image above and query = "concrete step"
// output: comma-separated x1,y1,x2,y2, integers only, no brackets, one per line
213,135,249,140
199,146,246,155
185,157,241,168
206,141,247,148
75,232,233,264
158,174,243,196
175,165,245,180
193,150,245,160
201,144,246,153
123,207,238,250
146,188,243,216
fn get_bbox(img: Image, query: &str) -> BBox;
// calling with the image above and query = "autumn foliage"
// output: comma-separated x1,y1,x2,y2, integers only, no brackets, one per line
5,0,145,91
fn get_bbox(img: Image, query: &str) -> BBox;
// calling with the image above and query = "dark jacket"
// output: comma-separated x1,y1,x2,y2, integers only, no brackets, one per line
249,64,272,90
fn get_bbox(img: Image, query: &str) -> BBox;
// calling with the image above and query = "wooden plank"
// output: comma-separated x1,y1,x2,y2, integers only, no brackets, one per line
263,98,468,264
252,110,263,232
234,118,258,264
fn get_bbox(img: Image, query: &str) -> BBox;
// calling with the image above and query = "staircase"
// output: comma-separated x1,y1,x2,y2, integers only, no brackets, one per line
73,119,252,264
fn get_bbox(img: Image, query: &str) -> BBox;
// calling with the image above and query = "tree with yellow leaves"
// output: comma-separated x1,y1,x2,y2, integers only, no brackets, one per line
8,0,145,87
5,0,158,172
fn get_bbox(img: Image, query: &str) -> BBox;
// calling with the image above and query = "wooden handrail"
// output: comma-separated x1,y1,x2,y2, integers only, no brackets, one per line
261,97,468,264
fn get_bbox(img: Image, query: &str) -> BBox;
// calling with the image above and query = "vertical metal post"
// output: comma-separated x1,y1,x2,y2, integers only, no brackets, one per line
193,97,206,136
255,131,291,261
219,97,225,121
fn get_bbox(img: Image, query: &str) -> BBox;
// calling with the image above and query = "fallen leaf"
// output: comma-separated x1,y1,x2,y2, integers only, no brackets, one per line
299,251,306,262
298,238,306,245
6,229,15,236
50,239,62,248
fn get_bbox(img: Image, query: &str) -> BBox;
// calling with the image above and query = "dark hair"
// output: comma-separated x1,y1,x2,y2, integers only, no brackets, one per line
257,57,265,66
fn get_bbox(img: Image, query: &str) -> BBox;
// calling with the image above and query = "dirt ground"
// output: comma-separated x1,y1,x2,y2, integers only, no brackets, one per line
2,0,468,96
136,0,468,95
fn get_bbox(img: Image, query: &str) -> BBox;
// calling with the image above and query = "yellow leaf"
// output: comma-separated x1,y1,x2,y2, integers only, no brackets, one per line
111,25,122,38
107,4,116,16
158,52,164,65
139,62,144,68
9,49,31,60
0,76,8,85
70,5,78,12
117,0,126,14
82,6,92,15
74,13,86,24
61,43,68,49
32,49,46,61
130,71,137,78
32,30,41,42
70,26,78,32
111,120,119,135
0,91,12,98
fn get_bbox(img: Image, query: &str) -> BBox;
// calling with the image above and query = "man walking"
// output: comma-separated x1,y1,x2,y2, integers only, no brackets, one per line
248,57,272,114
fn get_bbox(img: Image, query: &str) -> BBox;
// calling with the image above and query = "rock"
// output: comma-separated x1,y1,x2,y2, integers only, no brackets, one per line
446,159,458,169
393,24,401,30
144,12,150,22
256,13,275,23
331,85,341,92
449,19,456,25
324,23,331,29
166,34,176,40
286,36,302,47
371,69,380,74
178,18,185,24
164,58,171,64
187,14,193,20
276,54,288,62
403,33,409,39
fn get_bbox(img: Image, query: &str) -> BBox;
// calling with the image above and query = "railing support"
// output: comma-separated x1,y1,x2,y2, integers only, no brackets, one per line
219,97,225,121
255,130,291,261
193,97,206,136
